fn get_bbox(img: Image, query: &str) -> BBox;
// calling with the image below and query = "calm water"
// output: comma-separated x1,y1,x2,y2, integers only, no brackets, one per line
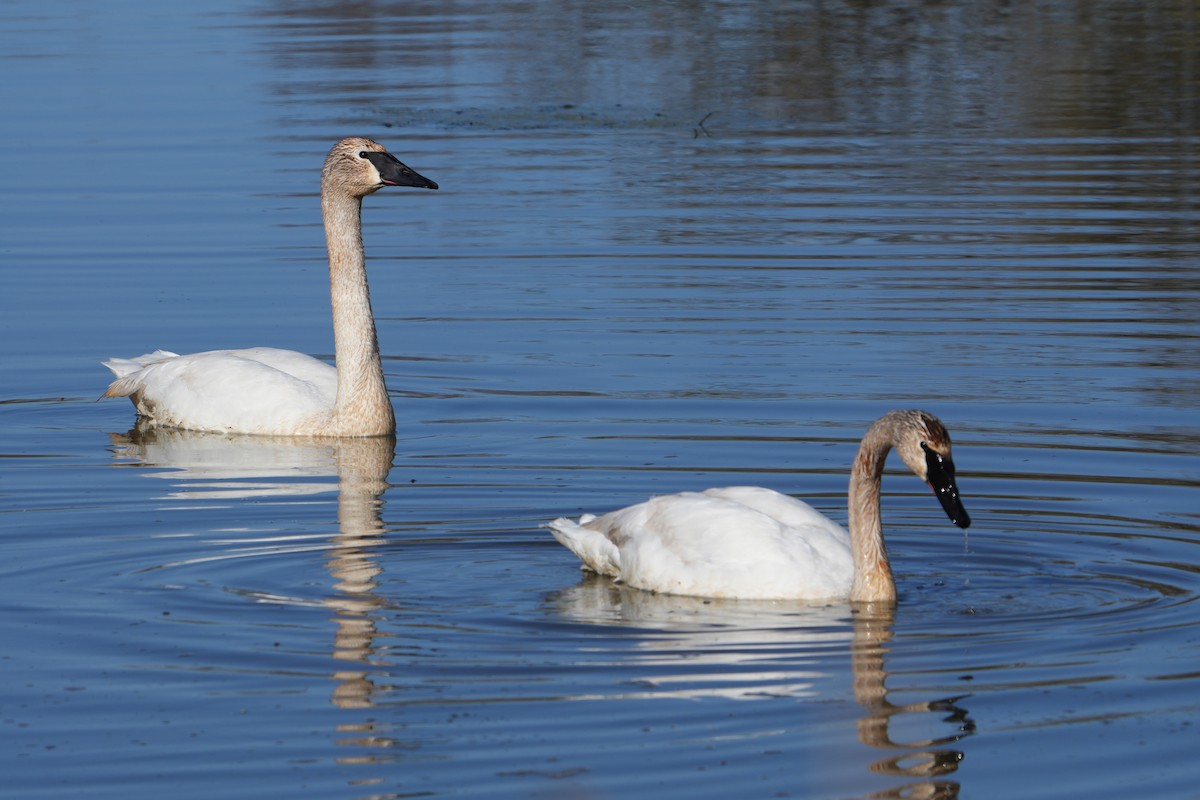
2,1,1199,798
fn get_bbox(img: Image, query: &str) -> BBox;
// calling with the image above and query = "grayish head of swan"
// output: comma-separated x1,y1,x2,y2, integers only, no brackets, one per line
102,137,437,437
547,409,970,603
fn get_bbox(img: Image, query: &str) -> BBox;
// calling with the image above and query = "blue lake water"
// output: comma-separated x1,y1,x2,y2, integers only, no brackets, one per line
2,1,1199,798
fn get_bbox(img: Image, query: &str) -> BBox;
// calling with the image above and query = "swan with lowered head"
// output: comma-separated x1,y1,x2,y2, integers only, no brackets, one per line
547,410,970,602
103,137,437,437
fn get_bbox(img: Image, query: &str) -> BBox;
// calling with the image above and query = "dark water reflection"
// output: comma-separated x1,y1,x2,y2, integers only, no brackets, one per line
256,0,1199,136
2,0,1199,798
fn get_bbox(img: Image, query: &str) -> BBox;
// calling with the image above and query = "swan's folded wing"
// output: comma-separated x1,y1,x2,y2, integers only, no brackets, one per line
611,490,854,600
103,349,337,434
223,348,338,391
701,486,851,547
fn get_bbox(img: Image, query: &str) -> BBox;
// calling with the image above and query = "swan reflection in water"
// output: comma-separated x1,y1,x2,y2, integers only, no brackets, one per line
550,582,974,798
107,424,394,716
850,604,974,799
108,425,974,795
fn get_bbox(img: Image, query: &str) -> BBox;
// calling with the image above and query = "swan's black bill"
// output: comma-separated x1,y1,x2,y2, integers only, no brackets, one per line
922,443,971,529
365,151,438,190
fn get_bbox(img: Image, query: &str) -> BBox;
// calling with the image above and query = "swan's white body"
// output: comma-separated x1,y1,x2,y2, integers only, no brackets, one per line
103,137,437,437
550,486,854,600
548,410,971,603
103,347,339,436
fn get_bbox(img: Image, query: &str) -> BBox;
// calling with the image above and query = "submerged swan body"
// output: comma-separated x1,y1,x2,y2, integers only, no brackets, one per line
547,410,971,602
103,137,437,437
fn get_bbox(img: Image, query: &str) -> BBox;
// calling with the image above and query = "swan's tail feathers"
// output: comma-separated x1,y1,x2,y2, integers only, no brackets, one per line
101,350,179,397
102,350,179,378
546,515,622,578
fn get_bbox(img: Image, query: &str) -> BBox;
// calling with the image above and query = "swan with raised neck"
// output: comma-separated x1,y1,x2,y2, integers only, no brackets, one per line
102,137,437,437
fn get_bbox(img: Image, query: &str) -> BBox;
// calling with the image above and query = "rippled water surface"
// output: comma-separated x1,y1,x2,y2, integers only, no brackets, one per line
2,1,1199,798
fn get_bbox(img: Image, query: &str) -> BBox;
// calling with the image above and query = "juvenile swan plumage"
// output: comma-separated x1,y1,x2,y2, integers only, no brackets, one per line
102,137,437,437
547,410,970,602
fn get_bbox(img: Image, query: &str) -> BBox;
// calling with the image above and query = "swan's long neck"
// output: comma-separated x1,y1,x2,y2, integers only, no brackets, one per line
847,415,900,603
323,190,394,437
